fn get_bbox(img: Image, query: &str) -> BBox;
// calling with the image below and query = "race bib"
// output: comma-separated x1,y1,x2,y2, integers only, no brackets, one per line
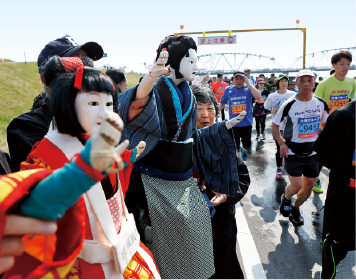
351,151,355,188
231,101,246,114
328,94,348,109
257,95,267,103
217,86,225,94
298,116,320,138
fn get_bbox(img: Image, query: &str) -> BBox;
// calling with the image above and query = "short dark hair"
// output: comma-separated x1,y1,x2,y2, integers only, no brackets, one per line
331,50,352,65
106,69,126,85
276,77,289,90
259,74,265,78
190,85,219,115
44,57,118,137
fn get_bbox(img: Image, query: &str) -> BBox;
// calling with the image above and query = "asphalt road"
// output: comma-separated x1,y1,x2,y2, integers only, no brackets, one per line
235,114,355,279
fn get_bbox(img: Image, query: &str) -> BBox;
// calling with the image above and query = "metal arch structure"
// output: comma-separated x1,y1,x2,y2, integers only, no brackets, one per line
196,52,285,76
175,27,307,69
287,47,356,71
196,47,356,76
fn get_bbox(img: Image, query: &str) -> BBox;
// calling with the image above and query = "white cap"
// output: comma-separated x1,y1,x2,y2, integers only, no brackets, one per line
296,69,315,79
244,68,250,72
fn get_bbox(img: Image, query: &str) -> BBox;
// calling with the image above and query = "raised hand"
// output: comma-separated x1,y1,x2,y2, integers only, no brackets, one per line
149,49,169,78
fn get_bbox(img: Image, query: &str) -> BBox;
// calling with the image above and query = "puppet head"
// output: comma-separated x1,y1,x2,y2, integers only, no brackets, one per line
44,56,118,137
157,35,198,81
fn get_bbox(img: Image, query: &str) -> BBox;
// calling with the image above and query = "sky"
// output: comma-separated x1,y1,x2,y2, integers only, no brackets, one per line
1,0,355,78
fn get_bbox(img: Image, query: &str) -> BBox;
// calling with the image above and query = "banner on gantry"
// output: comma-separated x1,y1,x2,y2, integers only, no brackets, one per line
198,36,236,45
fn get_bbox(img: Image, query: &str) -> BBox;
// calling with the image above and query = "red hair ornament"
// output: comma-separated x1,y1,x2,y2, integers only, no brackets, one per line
59,57,115,91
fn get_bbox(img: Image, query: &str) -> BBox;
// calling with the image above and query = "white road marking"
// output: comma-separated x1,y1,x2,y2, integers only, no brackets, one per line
235,202,267,279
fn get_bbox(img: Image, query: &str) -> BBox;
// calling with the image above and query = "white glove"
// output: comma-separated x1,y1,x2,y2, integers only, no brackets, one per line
90,111,130,173
149,49,169,78
225,111,247,130
225,104,229,111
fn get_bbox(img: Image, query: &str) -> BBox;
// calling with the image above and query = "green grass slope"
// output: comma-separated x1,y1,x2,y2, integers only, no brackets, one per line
0,62,43,151
0,62,143,152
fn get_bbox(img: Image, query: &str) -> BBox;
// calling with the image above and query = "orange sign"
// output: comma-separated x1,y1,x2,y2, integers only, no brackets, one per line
180,25,184,30
296,20,300,24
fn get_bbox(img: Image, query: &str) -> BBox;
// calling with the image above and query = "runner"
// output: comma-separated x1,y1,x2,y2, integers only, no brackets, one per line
220,71,261,161
264,75,295,179
313,100,355,279
210,76,217,87
253,78,270,140
211,73,228,120
288,79,299,93
273,70,329,226
313,50,355,193
224,76,231,85
244,68,254,85
258,73,273,93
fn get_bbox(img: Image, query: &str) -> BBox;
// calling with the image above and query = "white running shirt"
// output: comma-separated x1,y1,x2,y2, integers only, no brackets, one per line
273,95,329,155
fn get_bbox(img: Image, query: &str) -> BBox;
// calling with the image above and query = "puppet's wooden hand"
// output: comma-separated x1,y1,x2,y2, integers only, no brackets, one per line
149,49,169,78
225,110,247,129
90,111,129,173
135,141,146,159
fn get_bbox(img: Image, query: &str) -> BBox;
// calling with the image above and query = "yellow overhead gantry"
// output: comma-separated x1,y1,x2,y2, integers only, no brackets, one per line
174,28,307,70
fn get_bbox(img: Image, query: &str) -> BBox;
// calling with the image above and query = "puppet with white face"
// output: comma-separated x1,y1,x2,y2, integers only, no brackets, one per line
169,47,198,83
118,35,249,279
3,56,159,279
118,36,217,279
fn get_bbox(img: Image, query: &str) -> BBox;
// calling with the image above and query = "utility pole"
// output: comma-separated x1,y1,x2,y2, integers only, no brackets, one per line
24,51,26,64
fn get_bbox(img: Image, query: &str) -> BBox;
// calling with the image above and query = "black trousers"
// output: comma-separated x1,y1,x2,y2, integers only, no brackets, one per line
232,126,252,151
321,173,355,279
274,140,283,168
322,235,350,279
221,108,225,121
254,114,266,135
204,189,244,279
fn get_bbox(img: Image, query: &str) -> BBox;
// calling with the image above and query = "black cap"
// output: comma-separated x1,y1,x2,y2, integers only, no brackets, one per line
217,73,223,78
232,71,245,78
37,35,104,74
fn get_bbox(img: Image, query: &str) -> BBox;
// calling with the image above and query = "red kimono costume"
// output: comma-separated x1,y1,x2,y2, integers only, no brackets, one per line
1,125,160,279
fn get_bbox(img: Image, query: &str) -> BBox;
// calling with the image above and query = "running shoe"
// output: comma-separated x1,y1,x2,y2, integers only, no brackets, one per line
240,146,248,161
276,169,283,180
256,134,260,140
261,133,266,140
289,205,304,226
313,179,323,193
280,193,291,217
